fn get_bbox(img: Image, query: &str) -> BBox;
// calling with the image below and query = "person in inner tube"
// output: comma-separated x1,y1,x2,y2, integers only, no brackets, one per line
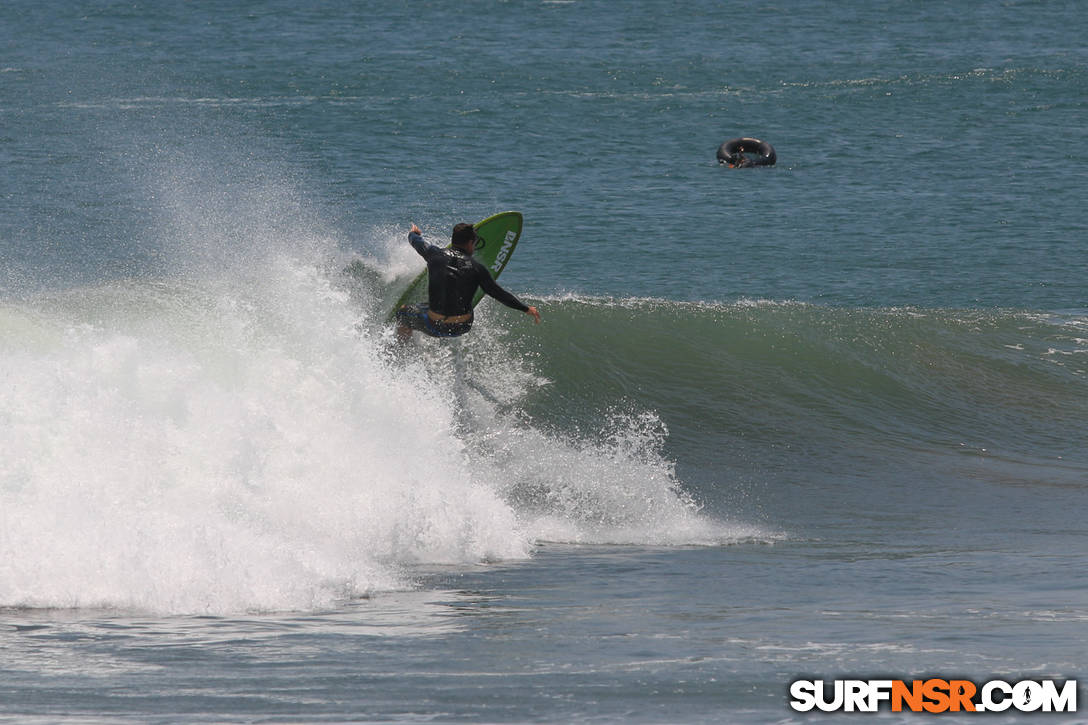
395,222,541,342
729,148,754,168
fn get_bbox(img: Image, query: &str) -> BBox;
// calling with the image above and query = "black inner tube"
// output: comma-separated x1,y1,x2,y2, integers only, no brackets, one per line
717,137,776,167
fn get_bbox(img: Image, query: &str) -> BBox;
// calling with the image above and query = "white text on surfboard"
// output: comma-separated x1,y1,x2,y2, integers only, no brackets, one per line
491,231,516,273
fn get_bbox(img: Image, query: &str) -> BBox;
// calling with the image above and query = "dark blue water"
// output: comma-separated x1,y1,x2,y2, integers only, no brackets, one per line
2,1,1086,722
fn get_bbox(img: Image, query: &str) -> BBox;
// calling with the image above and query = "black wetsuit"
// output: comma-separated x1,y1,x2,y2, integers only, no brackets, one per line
396,230,529,337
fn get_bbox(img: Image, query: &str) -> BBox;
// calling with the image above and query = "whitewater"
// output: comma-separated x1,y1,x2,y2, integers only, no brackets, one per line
0,234,770,614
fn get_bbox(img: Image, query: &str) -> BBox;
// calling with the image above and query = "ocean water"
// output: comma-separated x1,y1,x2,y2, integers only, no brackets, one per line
1,0,1086,722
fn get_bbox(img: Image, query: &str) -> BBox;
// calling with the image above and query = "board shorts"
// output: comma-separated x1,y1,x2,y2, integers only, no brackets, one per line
395,304,473,338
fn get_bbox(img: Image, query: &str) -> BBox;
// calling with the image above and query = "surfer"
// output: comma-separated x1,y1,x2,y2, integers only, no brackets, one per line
395,223,541,341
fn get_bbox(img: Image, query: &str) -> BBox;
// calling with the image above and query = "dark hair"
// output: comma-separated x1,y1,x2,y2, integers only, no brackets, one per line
451,223,478,247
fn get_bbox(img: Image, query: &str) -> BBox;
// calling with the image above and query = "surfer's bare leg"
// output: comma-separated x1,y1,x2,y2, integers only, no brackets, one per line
395,323,412,343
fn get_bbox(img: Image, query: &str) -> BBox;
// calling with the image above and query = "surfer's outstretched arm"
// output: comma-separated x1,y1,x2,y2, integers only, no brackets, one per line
475,262,541,324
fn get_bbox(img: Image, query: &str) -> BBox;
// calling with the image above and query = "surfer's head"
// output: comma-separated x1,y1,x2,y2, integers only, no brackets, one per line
451,223,478,249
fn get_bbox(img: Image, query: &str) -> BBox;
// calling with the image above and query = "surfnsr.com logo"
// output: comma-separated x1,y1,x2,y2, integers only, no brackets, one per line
789,678,1078,714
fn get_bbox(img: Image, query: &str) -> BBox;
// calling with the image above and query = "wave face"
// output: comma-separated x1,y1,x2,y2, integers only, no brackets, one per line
0,252,768,615
519,297,1087,454
505,297,1088,512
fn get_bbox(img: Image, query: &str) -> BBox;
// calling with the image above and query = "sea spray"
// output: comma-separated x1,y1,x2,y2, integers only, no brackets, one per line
0,260,530,614
1,254,749,614
471,407,757,546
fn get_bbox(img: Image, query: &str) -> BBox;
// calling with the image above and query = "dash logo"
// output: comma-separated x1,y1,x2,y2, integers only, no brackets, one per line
491,231,516,273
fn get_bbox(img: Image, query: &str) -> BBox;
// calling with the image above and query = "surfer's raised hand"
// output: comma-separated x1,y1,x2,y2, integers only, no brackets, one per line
410,223,422,235
526,306,541,324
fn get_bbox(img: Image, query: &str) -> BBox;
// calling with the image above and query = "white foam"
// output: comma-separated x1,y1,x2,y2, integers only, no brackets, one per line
0,220,764,615
0,260,530,614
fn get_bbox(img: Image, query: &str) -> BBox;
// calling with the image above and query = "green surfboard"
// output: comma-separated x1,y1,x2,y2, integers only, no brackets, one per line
387,211,524,321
